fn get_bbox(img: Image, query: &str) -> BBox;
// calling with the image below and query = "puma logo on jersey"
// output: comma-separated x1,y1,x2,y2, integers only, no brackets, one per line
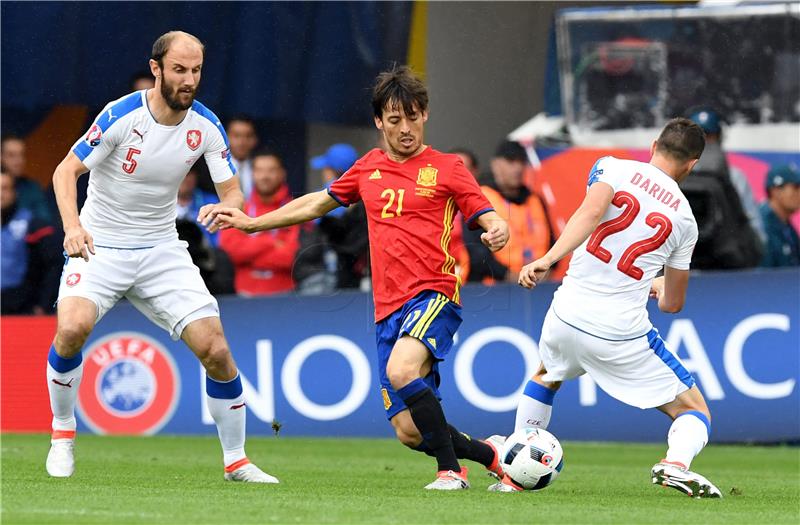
369,170,382,180
51,378,74,388
132,128,147,143
107,108,117,122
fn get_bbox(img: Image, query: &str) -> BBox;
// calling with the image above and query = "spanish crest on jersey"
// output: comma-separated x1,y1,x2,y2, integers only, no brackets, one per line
417,165,438,187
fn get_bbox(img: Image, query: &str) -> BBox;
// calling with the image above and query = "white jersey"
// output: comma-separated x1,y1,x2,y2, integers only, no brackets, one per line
72,90,235,248
552,156,698,340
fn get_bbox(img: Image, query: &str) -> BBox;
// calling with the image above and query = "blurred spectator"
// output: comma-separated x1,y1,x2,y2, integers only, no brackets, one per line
678,109,763,269
760,165,800,267
177,167,220,245
465,141,552,283
450,147,481,183
689,108,765,242
129,70,155,91
1,134,51,221
176,219,235,296
226,115,259,199
219,148,299,295
448,148,483,282
294,143,369,294
1,172,62,314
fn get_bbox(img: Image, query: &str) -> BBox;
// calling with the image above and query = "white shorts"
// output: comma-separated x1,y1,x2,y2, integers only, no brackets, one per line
57,240,219,340
539,307,695,409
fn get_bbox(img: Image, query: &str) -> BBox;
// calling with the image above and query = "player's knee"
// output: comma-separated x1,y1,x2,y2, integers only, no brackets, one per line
55,323,92,353
198,339,231,369
386,364,416,391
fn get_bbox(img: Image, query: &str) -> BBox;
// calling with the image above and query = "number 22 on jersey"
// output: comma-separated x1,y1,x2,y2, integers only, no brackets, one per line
586,191,673,280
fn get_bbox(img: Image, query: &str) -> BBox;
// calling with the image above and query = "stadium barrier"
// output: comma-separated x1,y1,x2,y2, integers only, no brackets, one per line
2,269,798,442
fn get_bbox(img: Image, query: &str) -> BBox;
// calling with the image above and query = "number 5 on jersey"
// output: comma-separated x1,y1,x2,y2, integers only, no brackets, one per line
122,147,141,174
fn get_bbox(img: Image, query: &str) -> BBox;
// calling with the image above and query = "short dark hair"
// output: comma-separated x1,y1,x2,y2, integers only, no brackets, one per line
151,31,205,68
226,114,257,131
655,118,706,162
1,134,23,147
129,70,153,88
449,148,479,169
494,140,527,163
372,65,428,119
252,146,283,166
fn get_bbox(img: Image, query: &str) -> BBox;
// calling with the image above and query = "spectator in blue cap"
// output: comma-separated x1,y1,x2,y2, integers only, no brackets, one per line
760,164,800,267
310,143,358,220
311,143,358,184
688,108,765,243
294,143,369,294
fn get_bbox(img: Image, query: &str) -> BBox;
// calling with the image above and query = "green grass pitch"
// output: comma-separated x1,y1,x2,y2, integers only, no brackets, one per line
2,434,798,524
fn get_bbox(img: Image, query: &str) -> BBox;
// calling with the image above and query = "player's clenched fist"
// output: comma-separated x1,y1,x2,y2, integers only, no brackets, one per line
518,257,552,289
63,225,95,261
481,223,510,252
649,276,665,300
206,207,256,233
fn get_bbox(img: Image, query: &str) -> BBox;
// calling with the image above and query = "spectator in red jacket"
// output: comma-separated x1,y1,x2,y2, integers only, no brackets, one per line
219,148,299,295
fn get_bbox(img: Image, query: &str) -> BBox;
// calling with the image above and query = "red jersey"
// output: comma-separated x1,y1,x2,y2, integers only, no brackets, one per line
328,147,493,322
220,184,300,296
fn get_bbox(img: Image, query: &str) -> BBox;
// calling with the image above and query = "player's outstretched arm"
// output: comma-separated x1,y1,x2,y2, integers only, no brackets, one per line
52,152,94,261
210,190,340,234
475,211,509,252
519,182,614,289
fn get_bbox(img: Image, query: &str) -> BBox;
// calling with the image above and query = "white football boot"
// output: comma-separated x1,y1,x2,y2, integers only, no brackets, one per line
651,461,722,498
424,466,470,490
483,435,507,480
487,474,524,492
224,461,280,483
46,439,75,478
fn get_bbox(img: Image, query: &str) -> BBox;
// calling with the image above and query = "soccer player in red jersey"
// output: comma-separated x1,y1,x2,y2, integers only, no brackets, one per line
208,66,510,490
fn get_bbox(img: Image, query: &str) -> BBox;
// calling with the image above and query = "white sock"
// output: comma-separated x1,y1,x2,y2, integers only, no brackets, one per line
206,375,247,468
46,347,83,439
665,411,710,469
515,380,555,431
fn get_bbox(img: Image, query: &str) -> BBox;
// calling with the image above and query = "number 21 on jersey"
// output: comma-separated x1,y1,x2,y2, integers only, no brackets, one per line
380,188,405,218
586,191,673,280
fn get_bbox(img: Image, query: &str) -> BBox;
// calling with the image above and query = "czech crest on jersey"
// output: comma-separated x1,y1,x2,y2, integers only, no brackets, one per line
417,165,438,187
186,129,202,151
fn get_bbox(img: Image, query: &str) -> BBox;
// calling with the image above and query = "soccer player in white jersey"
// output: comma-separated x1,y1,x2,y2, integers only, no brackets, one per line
496,118,721,497
46,31,277,483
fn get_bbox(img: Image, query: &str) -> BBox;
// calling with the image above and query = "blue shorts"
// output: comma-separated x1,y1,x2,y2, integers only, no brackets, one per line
376,290,462,419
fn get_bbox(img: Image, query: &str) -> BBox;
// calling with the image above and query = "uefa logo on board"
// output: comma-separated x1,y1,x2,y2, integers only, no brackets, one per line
76,332,180,435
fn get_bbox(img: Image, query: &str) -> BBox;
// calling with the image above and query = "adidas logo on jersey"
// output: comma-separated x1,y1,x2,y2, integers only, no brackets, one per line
369,170,382,180
427,337,437,349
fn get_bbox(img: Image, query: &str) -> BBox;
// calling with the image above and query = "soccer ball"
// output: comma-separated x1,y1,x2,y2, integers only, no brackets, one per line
500,427,564,490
